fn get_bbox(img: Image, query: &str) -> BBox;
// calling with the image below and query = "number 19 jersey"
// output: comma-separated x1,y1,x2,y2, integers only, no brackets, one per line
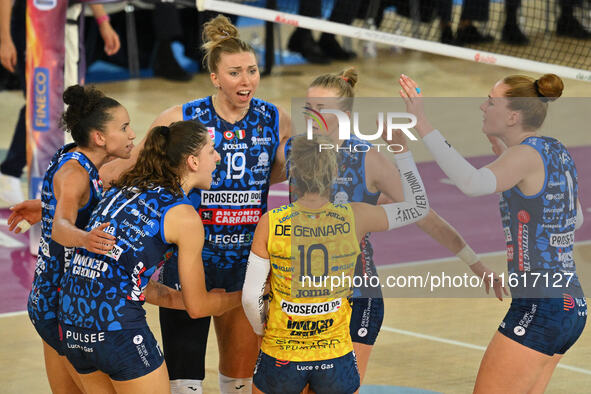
182,96,280,271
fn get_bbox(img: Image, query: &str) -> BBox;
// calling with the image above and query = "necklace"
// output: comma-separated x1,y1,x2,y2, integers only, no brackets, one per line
212,94,249,124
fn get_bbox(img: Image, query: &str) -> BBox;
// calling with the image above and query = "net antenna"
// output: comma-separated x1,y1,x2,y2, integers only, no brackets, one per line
196,0,591,82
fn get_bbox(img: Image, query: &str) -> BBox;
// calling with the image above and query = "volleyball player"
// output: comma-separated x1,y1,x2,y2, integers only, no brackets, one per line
286,67,506,383
242,132,430,393
27,85,135,393
98,15,291,394
399,73,586,393
59,121,242,393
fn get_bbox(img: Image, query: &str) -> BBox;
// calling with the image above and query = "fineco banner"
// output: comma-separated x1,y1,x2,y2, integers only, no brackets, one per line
25,0,68,200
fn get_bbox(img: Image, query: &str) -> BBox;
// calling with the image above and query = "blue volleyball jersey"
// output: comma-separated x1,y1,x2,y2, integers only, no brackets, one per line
181,96,280,268
28,143,102,322
60,186,191,330
500,136,582,297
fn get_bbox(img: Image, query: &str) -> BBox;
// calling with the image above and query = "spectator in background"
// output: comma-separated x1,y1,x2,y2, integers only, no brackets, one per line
438,0,494,45
287,0,358,64
503,0,591,45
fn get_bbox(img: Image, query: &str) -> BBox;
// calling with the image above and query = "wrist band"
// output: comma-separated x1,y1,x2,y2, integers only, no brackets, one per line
96,14,110,26
456,245,479,266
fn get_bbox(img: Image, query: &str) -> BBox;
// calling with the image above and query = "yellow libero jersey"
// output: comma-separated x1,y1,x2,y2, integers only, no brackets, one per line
262,202,361,362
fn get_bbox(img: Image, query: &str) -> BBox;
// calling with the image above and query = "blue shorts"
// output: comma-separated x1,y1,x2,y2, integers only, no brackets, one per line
498,296,587,356
159,248,246,292
350,297,384,345
350,252,384,345
253,351,360,394
29,316,64,355
62,324,164,381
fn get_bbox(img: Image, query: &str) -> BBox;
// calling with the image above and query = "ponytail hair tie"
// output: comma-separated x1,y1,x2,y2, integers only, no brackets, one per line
159,126,170,138
341,76,350,83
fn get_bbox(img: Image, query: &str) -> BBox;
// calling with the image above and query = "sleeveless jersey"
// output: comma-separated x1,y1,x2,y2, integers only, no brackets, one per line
499,136,582,298
28,143,102,321
181,96,280,268
60,186,191,330
262,202,361,361
285,137,380,292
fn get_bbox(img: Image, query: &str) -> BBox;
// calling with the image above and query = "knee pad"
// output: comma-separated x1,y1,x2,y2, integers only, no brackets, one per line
170,379,203,394
219,372,253,394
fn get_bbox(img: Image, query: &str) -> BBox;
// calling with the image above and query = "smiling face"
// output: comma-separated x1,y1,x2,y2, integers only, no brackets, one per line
100,106,136,159
211,51,260,109
479,80,516,136
305,86,345,140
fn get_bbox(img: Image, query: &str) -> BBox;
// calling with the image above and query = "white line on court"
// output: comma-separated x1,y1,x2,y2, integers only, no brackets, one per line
0,230,24,248
381,325,591,375
0,310,27,318
378,240,591,270
0,218,7,226
269,190,290,197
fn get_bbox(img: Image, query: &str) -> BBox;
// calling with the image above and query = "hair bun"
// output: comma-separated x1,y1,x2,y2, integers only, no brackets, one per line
536,74,563,102
63,85,86,107
203,15,239,45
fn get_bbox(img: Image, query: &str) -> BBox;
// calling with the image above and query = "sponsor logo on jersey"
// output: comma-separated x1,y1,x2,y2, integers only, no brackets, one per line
518,303,537,330
548,180,565,187
129,208,157,228
201,190,262,206
503,226,512,242
506,244,514,261
65,329,105,343
275,360,290,368
71,253,109,279
207,233,252,246
517,210,530,223
92,179,103,194
550,231,574,247
199,208,261,225
563,294,575,311
334,177,353,185
546,193,564,201
280,299,341,316
513,326,526,336
543,207,564,214
557,249,574,265
287,318,334,337
251,136,273,146
105,244,123,261
272,263,295,272
128,262,148,301
248,179,267,186
517,210,530,271
565,216,577,227
207,127,215,140
223,143,248,151
331,262,355,272
274,338,341,351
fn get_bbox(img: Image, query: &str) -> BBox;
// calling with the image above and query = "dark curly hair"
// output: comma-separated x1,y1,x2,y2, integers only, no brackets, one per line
60,84,121,147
